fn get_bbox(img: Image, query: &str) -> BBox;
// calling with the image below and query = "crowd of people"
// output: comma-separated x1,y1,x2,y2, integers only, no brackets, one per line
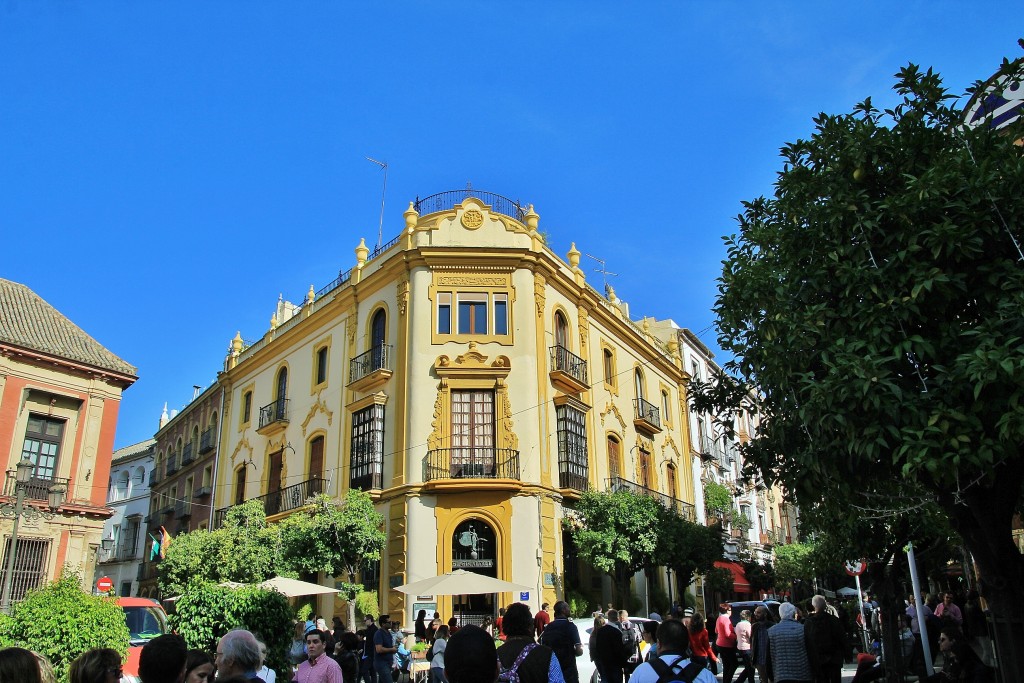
0,590,998,683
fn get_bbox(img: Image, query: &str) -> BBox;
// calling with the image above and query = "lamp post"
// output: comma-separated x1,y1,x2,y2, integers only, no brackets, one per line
0,458,66,612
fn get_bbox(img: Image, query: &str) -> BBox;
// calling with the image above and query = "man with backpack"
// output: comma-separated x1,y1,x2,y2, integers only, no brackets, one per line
627,620,716,683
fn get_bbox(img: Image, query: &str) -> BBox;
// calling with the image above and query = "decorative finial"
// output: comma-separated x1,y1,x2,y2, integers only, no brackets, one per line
270,313,278,330
307,284,315,304
355,237,369,266
404,202,419,232
567,242,581,269
524,204,539,232
231,331,244,353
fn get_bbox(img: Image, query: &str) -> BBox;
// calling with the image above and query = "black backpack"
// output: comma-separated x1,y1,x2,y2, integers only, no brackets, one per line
650,655,705,683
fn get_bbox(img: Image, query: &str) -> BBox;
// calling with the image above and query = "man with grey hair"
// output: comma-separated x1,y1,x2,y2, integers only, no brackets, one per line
767,602,811,683
804,596,844,683
216,629,265,681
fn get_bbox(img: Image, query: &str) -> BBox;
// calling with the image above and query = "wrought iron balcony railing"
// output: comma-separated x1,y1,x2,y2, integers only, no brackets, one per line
349,344,393,384
633,397,662,430
174,501,192,519
181,443,194,466
606,476,696,522
558,469,589,492
3,473,72,502
424,448,520,482
414,189,526,222
215,478,325,527
199,427,216,454
258,398,289,430
165,454,178,476
550,345,588,387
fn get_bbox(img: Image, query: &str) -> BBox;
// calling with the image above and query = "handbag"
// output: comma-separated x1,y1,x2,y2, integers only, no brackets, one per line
426,644,434,662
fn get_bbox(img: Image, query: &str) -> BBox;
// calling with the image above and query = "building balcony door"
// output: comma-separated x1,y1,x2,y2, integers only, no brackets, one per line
450,390,495,478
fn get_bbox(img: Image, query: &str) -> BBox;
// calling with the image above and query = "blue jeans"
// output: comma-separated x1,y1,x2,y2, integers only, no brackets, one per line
430,667,448,683
374,658,394,683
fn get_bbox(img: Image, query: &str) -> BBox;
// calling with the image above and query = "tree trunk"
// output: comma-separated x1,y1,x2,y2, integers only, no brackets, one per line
943,460,1024,683
347,571,358,633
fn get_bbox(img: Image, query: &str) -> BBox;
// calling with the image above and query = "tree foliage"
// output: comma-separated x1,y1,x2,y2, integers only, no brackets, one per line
565,489,722,599
0,572,129,682
171,582,293,679
772,541,821,591
702,481,732,516
159,499,284,597
693,56,1024,678
278,490,386,627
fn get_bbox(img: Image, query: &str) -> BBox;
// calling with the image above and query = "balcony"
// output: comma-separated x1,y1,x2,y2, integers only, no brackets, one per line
257,398,289,435
633,397,662,434
181,443,194,466
115,540,139,562
165,455,178,476
137,562,159,582
174,501,192,519
193,485,212,498
3,473,71,503
558,468,589,493
348,344,393,392
199,427,216,454
215,477,325,527
424,448,520,482
150,468,161,486
606,476,696,522
549,345,589,394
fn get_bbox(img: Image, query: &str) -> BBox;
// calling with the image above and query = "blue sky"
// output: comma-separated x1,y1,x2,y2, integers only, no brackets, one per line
1,2,1019,448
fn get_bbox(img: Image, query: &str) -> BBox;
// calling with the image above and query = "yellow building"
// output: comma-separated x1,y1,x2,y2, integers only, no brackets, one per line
212,191,698,622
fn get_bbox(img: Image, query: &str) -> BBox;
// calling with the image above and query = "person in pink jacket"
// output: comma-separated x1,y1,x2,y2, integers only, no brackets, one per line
733,610,755,683
715,603,738,683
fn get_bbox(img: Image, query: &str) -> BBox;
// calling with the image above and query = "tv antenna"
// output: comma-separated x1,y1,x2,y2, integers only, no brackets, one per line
583,252,617,295
366,157,388,249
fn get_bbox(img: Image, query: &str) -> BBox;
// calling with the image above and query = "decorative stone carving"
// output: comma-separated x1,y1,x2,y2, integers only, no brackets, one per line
577,307,589,355
497,381,518,451
397,276,410,317
462,209,484,229
301,390,335,436
599,402,627,431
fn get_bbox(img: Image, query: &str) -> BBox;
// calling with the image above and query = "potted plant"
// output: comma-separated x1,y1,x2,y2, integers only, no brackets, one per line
703,481,732,525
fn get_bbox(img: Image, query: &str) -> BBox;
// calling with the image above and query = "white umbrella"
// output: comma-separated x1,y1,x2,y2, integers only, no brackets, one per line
258,576,342,597
394,570,531,596
837,586,860,597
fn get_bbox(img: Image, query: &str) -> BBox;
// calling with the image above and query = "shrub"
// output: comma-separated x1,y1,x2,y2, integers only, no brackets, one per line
171,582,293,679
0,571,129,682
565,590,592,618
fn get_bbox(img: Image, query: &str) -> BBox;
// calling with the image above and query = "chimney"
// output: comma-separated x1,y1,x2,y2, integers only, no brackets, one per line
192,385,202,400
159,403,169,429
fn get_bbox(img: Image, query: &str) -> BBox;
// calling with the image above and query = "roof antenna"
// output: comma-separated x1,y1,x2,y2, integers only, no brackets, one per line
583,252,618,295
366,157,388,250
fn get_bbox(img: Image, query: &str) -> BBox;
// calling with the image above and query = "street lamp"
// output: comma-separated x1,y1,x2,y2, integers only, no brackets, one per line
0,458,66,612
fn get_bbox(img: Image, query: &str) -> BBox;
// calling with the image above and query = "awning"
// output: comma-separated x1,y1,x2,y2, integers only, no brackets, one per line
714,560,751,593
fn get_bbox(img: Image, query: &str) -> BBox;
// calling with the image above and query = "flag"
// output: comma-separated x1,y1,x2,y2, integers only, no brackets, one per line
159,526,172,559
149,534,160,561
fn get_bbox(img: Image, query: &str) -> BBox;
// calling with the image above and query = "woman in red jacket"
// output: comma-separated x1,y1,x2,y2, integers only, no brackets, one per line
687,611,718,672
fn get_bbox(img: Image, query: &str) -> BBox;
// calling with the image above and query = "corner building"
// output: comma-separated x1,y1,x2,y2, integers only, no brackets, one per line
213,192,698,622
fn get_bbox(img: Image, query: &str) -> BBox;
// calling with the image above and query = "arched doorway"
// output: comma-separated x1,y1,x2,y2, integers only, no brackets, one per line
450,518,498,625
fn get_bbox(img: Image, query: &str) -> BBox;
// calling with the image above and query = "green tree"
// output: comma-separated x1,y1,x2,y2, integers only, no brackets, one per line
693,58,1024,678
772,542,820,595
563,489,662,600
159,499,283,597
702,481,732,517
171,582,293,680
653,503,724,590
278,490,387,629
0,572,129,682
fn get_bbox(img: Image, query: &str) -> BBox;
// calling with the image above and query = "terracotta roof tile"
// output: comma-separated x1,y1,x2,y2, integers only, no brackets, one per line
0,278,137,377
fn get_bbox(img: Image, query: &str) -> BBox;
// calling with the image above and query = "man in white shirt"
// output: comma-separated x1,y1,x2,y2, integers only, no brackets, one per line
627,620,716,683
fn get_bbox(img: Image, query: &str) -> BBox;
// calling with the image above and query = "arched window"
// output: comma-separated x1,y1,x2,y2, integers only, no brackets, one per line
209,412,218,431
554,311,568,349
661,389,671,426
634,368,645,401
117,470,130,499
607,435,621,479
134,466,146,485
371,309,387,370
603,349,615,386
276,367,288,403
309,435,325,480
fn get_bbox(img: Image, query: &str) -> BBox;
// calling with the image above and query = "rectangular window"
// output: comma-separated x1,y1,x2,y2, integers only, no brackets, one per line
458,292,488,334
242,392,252,424
234,467,246,505
21,414,64,486
202,466,212,488
315,346,329,385
120,581,132,597
0,537,50,603
556,405,588,490
361,559,381,592
120,516,141,559
350,405,385,490
451,390,495,477
603,349,615,387
437,293,452,334
493,293,508,335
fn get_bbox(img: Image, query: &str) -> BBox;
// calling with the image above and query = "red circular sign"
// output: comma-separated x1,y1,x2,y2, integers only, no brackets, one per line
96,576,114,593
844,560,866,577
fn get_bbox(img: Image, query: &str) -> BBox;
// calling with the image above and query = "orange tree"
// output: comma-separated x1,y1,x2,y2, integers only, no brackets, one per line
693,58,1024,680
